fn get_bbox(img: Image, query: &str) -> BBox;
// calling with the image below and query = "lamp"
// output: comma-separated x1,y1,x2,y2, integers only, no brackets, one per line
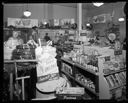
24,10,31,17
118,4,125,22
93,3,104,7
118,18,125,22
23,3,31,17
86,23,90,26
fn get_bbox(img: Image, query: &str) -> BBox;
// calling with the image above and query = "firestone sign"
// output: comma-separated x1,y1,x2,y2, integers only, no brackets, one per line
7,18,38,28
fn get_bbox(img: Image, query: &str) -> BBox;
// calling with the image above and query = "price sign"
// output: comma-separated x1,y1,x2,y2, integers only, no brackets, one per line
114,50,122,55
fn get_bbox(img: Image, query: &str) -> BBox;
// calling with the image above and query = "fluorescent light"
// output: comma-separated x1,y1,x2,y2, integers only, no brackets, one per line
118,18,125,22
93,3,104,7
23,10,31,17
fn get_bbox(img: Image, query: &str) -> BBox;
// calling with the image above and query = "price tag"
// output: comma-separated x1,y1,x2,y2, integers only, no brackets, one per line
80,33,87,36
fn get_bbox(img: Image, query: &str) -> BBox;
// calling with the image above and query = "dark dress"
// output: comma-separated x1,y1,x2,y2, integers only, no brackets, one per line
44,35,51,42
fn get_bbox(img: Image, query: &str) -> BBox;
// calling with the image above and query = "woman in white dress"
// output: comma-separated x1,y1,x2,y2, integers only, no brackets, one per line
4,31,23,59
5,31,23,49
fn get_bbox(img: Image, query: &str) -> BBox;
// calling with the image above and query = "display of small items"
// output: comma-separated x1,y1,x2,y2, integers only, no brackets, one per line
11,43,36,72
75,73,96,92
64,48,99,73
103,56,125,75
104,71,126,89
12,44,36,60
110,85,126,100
103,61,125,75
56,87,85,100
62,63,73,76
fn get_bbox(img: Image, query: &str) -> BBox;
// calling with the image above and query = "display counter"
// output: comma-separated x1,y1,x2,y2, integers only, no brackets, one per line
60,45,126,100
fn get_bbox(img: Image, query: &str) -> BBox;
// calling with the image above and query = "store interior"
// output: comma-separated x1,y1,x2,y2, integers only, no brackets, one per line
3,2,126,101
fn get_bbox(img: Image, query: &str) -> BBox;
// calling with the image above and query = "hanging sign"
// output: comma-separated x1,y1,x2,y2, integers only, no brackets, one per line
8,18,38,28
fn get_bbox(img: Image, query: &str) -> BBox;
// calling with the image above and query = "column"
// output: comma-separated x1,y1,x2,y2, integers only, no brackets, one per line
77,3,82,36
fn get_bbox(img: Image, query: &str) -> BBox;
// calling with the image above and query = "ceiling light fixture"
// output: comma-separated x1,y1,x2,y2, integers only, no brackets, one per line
24,10,31,17
118,18,125,22
23,2,31,17
93,3,104,7
86,23,90,26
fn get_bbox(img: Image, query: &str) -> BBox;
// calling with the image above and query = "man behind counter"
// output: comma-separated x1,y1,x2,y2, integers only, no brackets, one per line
44,33,51,42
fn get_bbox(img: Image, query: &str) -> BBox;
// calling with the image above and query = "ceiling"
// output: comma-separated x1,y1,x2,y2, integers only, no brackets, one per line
53,2,125,10
4,2,125,11
53,3,107,10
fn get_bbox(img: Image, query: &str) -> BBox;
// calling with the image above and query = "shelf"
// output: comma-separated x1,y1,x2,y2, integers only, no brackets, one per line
4,59,37,63
61,70,98,96
61,57,75,66
61,57,98,76
74,79,98,96
75,63,98,76
61,70,75,80
104,69,126,76
110,83,126,91
38,29,77,31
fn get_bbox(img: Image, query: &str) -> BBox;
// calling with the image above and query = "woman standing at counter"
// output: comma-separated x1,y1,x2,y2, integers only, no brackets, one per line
4,31,23,49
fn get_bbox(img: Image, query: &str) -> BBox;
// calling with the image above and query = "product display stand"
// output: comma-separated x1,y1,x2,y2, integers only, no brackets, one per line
98,55,126,99
60,50,126,99
60,57,99,99
98,56,112,99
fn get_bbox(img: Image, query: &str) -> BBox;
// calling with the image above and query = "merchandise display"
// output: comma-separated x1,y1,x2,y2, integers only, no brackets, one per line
61,45,126,99
63,45,100,74
75,73,96,92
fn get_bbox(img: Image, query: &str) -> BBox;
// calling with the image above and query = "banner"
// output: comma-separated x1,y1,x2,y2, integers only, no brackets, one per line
8,18,38,28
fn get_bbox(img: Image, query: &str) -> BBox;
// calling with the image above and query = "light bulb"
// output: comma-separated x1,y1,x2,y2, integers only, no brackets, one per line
23,10,31,17
93,3,104,7
118,18,125,22
44,22,47,25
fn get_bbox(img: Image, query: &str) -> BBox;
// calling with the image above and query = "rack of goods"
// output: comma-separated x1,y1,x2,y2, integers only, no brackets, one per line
98,53,126,100
60,45,126,100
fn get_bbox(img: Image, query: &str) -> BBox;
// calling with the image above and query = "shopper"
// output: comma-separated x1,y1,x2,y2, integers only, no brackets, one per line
32,26,38,43
44,33,51,42
27,35,38,47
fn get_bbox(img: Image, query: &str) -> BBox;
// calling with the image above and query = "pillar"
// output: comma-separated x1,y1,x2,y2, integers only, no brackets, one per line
77,3,82,36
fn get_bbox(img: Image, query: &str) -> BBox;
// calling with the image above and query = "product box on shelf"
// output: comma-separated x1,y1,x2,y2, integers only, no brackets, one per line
60,18,75,29
62,63,73,76
75,73,96,92
56,87,85,99
56,87,85,95
49,19,60,26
